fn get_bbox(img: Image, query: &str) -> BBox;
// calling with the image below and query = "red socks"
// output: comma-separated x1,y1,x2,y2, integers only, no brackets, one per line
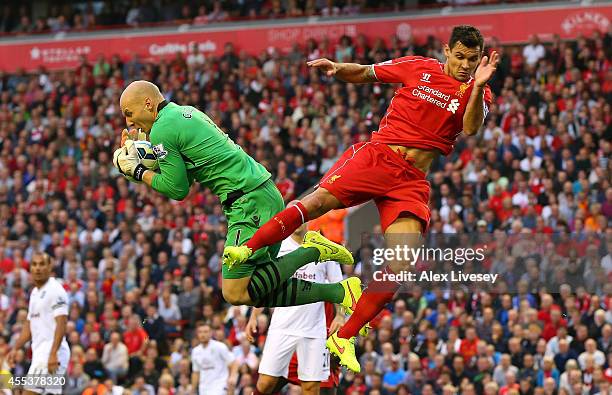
245,202,308,252
337,266,401,339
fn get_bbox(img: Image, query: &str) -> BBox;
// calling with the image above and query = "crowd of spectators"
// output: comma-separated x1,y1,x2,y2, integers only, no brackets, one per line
0,0,565,35
0,20,610,395
0,0,410,35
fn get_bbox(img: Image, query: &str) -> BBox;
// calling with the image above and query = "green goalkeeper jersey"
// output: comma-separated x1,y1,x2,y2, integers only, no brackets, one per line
149,101,271,201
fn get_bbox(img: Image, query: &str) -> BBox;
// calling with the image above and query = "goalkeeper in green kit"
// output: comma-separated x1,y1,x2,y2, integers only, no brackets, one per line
113,80,363,311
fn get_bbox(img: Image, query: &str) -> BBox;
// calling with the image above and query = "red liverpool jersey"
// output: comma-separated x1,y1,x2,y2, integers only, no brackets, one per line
371,56,492,155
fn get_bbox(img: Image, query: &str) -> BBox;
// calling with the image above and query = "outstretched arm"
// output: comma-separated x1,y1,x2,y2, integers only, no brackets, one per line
307,58,377,84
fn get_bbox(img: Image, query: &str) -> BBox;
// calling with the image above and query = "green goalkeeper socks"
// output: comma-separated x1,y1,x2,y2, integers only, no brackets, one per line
254,278,344,307
247,246,343,306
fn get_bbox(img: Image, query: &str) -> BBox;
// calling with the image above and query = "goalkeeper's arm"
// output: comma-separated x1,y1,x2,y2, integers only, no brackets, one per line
144,136,191,200
143,153,190,200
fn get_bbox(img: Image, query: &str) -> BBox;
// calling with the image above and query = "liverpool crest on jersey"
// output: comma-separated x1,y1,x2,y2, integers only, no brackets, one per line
456,83,469,98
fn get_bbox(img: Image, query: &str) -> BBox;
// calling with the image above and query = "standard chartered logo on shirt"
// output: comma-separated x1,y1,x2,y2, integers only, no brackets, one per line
447,99,460,114
410,85,461,114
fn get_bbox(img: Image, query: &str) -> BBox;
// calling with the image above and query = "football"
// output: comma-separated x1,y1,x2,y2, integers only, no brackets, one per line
134,140,159,171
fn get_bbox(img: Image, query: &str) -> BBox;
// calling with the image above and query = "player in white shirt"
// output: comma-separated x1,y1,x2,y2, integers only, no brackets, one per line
246,216,346,395
191,323,239,395
7,252,70,395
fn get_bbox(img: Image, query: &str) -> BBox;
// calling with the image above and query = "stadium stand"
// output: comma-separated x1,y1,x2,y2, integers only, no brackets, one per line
0,0,569,35
0,5,610,395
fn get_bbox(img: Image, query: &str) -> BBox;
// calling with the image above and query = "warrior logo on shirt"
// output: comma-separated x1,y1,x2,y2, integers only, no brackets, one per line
420,73,432,83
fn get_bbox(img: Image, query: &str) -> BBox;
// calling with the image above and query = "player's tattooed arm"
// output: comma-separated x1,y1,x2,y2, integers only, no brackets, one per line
335,63,378,83
307,58,377,83
364,65,378,83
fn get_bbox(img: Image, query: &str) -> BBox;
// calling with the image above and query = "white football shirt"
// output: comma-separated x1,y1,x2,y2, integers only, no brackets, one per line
27,277,70,361
268,237,343,339
191,339,235,394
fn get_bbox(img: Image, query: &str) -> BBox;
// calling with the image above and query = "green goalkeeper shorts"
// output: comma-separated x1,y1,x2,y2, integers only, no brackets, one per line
222,179,285,279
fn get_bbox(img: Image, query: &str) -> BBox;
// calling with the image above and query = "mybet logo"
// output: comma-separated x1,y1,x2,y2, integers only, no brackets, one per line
420,73,431,83
447,99,460,114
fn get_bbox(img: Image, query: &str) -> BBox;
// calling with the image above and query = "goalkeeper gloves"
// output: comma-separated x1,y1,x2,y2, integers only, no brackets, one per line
121,128,147,146
113,140,147,182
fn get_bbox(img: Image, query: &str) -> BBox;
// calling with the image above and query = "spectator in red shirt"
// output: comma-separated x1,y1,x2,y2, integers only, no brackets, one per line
500,371,520,395
123,314,148,357
274,160,295,203
542,307,567,342
0,247,14,274
489,184,511,219
346,374,367,395
537,293,556,325
460,326,480,363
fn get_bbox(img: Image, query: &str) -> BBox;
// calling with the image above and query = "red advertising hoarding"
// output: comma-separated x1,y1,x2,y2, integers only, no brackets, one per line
0,4,609,72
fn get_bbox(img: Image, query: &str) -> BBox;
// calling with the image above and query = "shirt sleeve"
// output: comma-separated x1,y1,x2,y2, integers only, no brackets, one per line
27,296,33,320
372,56,422,84
150,128,191,201
325,261,344,283
191,349,202,371
51,284,69,317
220,343,236,366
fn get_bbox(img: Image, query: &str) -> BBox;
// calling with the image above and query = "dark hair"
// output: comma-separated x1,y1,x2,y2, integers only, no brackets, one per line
449,25,484,52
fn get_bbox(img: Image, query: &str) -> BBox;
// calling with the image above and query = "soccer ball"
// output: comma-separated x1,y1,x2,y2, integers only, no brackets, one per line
134,140,159,171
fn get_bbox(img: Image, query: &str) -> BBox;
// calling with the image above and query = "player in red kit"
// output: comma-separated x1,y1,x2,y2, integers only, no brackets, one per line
225,25,498,372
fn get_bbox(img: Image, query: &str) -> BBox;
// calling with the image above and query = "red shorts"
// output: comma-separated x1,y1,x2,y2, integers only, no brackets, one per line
319,141,431,232
287,353,340,389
